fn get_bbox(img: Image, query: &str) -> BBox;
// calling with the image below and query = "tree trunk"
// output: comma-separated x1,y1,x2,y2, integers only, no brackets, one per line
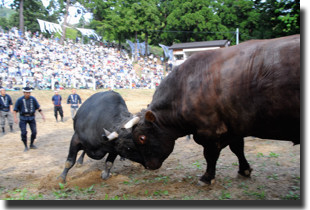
19,0,24,36
118,38,121,56
60,0,70,45
145,31,148,60
135,31,138,61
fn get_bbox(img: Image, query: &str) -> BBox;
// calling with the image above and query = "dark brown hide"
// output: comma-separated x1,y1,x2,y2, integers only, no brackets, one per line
133,35,300,183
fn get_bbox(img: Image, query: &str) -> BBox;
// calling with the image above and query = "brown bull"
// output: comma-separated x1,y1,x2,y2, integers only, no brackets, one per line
123,34,300,185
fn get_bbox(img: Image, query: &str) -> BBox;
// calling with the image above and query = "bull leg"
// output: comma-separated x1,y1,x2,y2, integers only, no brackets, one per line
76,151,86,168
199,142,222,185
58,133,81,183
229,137,253,177
101,153,117,180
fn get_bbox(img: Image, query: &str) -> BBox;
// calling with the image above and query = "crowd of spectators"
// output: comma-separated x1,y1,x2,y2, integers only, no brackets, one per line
0,27,167,90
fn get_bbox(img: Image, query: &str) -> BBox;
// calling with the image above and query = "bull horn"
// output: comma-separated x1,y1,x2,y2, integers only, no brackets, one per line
123,116,140,129
107,131,119,141
103,128,119,141
103,128,111,136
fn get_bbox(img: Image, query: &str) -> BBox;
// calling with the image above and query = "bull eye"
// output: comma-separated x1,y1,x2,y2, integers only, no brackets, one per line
138,135,147,144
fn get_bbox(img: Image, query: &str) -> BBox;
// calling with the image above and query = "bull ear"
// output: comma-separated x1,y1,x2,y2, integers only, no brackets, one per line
123,116,140,129
145,110,156,122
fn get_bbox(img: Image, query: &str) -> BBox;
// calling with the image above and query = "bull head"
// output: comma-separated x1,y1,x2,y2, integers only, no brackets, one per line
102,116,140,141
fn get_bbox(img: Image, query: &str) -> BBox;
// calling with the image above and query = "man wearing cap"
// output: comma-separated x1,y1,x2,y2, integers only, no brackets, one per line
52,90,64,122
67,88,82,119
0,88,14,133
13,87,45,152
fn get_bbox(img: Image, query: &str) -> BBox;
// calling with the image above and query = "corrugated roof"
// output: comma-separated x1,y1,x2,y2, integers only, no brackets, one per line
169,40,229,50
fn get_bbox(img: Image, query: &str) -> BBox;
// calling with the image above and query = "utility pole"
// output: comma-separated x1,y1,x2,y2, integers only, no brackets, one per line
236,28,239,45
60,0,70,45
135,31,138,61
19,0,24,36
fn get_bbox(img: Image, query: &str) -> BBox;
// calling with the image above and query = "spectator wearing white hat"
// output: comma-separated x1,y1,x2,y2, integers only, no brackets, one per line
13,87,45,152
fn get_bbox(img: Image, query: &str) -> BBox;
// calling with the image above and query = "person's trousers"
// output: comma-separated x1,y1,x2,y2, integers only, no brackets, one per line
19,118,37,144
0,111,14,127
54,106,64,119
71,107,78,119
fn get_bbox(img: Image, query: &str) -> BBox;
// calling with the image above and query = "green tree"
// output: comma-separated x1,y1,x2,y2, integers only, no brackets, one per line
127,0,161,57
86,0,127,47
10,0,59,35
79,0,299,47
164,0,229,44
86,0,160,54
277,0,300,34
251,0,299,39
0,17,8,30
212,0,260,43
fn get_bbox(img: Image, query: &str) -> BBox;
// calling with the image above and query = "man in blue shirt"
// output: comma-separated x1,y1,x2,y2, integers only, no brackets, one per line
67,88,82,119
52,90,64,122
0,88,14,133
13,87,45,152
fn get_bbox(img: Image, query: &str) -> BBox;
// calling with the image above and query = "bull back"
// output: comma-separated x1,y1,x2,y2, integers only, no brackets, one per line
74,91,131,144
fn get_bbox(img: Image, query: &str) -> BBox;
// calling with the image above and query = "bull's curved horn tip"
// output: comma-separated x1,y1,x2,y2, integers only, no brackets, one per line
123,116,140,129
103,128,111,136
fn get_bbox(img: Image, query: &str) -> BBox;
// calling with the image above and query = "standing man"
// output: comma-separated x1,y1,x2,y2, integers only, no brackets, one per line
52,90,64,122
13,87,45,152
0,88,14,133
67,88,82,119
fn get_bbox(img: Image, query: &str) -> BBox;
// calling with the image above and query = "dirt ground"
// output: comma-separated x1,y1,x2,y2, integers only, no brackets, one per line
0,89,300,200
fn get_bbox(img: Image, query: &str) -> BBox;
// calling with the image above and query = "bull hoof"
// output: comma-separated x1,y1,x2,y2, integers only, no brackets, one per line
101,171,110,180
238,168,253,177
57,175,66,183
197,179,215,186
199,173,215,185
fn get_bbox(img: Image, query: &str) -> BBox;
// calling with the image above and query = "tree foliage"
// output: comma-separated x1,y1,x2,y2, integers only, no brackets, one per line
163,0,229,43
86,0,299,46
252,0,300,38
9,0,59,34
2,0,300,46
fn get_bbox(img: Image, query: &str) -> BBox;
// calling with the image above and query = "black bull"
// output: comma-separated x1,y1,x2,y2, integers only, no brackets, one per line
58,91,144,183
123,35,300,185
